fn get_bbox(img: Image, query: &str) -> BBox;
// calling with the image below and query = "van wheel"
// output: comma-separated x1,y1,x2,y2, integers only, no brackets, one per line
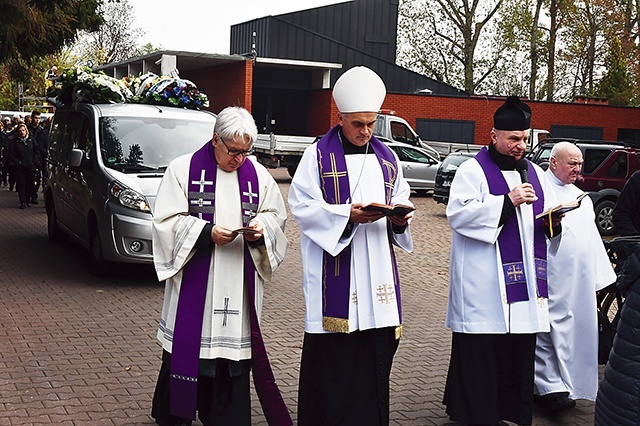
595,200,616,236
90,230,113,277
47,206,66,243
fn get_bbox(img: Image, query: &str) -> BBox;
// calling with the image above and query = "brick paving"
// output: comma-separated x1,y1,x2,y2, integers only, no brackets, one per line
0,169,598,425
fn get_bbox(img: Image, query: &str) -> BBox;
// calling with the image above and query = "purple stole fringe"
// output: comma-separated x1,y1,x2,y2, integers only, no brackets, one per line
317,125,402,333
169,142,292,424
475,147,548,303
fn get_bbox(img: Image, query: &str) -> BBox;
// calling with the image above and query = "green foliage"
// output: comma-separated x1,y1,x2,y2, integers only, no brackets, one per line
0,0,104,79
594,37,636,106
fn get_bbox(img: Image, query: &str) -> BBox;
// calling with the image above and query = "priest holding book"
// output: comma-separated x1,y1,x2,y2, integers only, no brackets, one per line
150,106,290,426
288,66,413,425
443,96,561,425
533,141,616,411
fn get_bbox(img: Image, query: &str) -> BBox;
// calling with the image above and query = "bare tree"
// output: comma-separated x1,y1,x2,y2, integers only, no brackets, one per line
398,0,505,93
73,0,145,66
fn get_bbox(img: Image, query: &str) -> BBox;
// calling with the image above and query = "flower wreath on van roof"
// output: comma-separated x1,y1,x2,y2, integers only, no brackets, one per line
47,68,209,110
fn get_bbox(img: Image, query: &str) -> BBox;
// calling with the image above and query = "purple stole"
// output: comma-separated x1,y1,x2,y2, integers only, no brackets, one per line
170,142,292,425
475,147,548,303
317,125,402,334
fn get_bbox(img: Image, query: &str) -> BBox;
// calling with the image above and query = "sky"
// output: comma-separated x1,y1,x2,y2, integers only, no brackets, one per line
128,0,348,55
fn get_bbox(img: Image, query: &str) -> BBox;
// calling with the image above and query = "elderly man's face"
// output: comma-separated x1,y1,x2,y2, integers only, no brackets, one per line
491,129,530,160
339,112,377,147
212,133,253,172
550,146,583,185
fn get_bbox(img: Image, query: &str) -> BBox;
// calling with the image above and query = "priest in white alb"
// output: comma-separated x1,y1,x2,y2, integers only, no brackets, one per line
534,142,616,411
151,106,291,426
443,97,562,426
288,66,414,426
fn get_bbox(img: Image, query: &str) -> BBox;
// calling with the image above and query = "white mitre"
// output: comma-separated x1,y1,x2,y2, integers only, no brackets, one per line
333,66,386,113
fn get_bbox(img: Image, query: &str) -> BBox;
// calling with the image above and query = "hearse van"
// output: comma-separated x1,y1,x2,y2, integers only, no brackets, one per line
45,102,216,276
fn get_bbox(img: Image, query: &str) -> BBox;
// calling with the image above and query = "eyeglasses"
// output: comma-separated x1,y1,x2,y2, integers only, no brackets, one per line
218,135,254,157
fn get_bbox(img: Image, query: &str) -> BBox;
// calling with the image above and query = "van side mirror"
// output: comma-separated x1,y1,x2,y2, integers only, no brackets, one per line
69,148,85,170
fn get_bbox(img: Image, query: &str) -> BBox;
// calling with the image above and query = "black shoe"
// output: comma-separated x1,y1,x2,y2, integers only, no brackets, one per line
534,392,576,412
19,203,26,209
26,203,31,207
31,198,38,204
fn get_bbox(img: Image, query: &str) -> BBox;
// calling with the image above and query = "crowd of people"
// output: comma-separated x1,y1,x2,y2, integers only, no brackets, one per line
0,111,50,208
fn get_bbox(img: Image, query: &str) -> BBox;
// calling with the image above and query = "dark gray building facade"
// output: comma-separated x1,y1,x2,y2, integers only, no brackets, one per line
230,0,465,96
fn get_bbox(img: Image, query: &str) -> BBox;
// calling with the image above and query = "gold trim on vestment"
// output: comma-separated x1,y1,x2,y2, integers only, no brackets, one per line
395,325,403,340
323,316,350,333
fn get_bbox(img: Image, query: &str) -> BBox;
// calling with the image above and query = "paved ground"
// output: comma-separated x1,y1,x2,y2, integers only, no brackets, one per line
0,169,600,425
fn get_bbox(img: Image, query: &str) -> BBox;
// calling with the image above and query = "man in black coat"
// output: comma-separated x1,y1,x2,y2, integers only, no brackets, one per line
28,111,48,204
7,123,37,209
613,170,640,236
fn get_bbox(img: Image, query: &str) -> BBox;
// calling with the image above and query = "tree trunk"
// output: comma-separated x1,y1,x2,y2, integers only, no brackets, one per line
529,0,544,100
546,0,558,101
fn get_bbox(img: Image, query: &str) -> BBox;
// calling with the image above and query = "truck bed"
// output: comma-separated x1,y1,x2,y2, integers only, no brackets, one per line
425,141,483,159
253,134,315,155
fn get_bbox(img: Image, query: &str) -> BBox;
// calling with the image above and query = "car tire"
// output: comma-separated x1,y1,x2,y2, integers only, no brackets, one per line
90,229,114,277
47,205,66,244
287,165,297,178
414,189,430,197
595,200,617,236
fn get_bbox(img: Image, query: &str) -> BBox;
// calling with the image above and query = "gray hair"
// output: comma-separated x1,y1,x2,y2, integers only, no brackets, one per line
214,106,258,144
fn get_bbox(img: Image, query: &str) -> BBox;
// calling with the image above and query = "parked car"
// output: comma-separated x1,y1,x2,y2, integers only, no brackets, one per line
528,138,640,236
385,142,441,195
433,152,476,204
45,102,217,276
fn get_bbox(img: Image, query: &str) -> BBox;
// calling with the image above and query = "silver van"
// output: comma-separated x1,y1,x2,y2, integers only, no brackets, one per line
45,102,216,276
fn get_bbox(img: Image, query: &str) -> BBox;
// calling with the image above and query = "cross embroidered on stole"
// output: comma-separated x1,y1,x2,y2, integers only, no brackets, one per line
189,169,215,218
320,152,348,204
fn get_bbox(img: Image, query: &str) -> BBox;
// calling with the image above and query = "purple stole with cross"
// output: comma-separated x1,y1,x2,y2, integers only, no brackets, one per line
169,142,292,424
317,124,402,334
475,147,548,303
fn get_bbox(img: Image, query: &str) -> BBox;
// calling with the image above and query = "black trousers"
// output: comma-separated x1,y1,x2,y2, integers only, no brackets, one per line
297,327,399,426
15,167,35,204
443,332,536,425
151,356,251,426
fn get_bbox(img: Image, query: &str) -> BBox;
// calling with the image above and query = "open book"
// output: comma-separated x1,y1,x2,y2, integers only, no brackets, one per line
535,192,588,219
361,202,415,217
233,227,258,235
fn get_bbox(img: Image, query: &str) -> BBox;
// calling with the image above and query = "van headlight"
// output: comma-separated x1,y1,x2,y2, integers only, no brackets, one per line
109,181,151,212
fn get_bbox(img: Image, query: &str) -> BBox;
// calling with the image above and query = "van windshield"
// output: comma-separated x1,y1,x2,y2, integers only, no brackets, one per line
99,116,214,172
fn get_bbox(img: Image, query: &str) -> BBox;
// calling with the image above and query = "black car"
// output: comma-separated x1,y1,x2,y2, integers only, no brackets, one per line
433,152,476,204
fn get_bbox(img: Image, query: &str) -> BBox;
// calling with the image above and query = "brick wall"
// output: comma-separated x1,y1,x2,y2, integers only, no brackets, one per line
306,91,640,144
185,61,253,114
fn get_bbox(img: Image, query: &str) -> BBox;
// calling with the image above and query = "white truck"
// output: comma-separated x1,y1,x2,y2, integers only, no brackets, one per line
252,133,316,177
251,111,550,176
252,111,441,177
374,111,487,159
374,110,551,158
